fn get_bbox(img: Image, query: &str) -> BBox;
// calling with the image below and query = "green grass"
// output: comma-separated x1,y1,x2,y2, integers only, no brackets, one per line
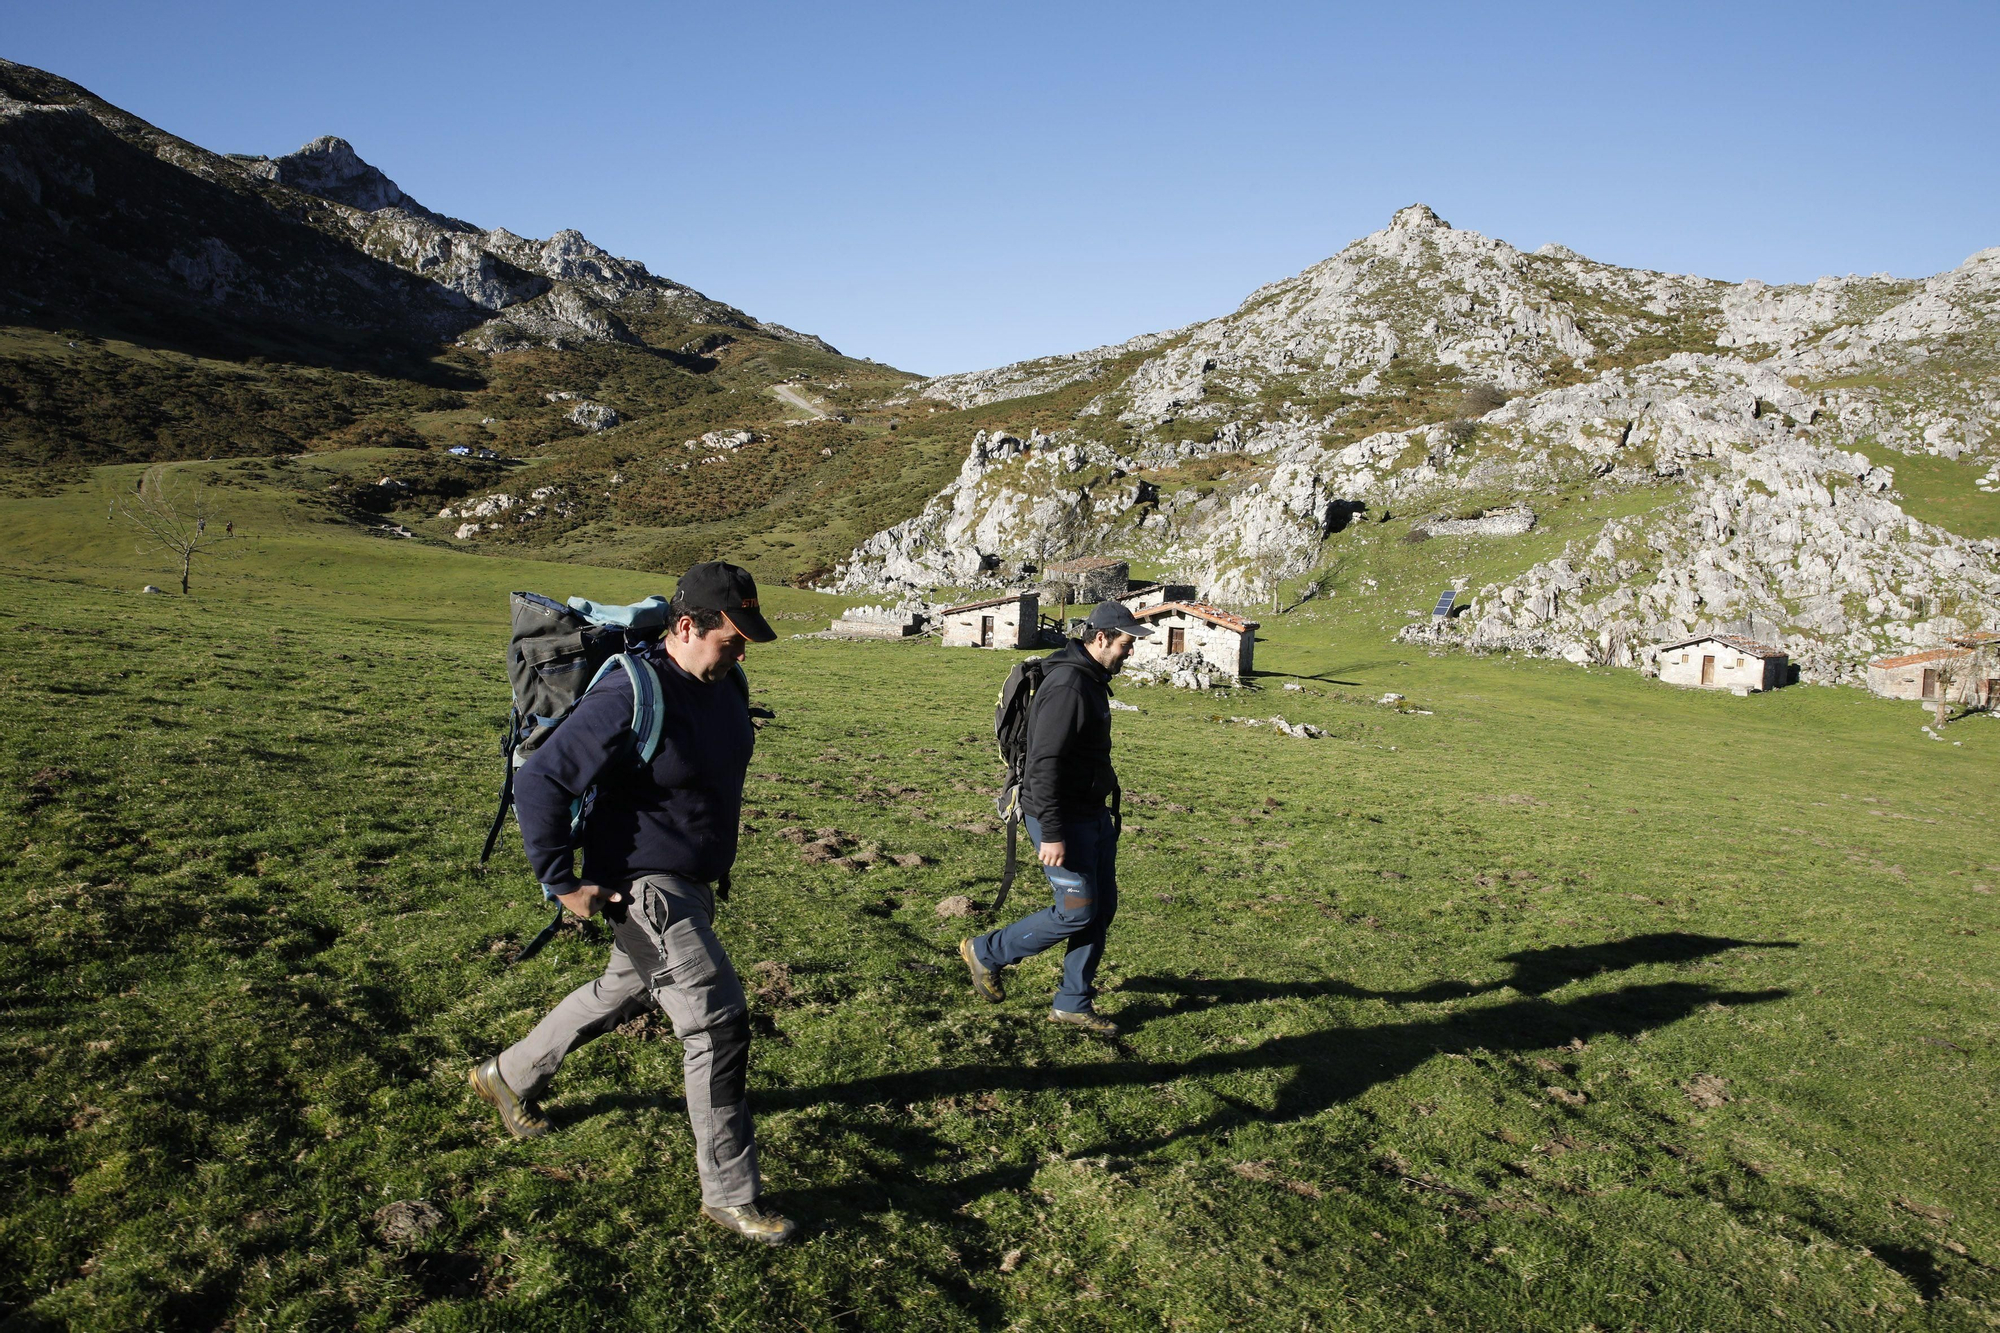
2,462,1997,1330
1878,448,2000,541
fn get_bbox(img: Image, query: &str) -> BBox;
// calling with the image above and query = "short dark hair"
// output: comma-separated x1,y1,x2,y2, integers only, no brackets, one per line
671,597,727,634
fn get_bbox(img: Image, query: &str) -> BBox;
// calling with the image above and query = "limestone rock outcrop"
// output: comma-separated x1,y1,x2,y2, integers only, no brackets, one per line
836,207,2000,686
245,135,415,213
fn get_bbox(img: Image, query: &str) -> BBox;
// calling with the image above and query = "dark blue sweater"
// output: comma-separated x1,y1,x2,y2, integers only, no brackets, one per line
514,649,755,892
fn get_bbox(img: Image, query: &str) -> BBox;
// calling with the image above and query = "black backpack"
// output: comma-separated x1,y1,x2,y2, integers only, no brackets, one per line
481,591,756,961
991,652,1125,906
991,656,1052,908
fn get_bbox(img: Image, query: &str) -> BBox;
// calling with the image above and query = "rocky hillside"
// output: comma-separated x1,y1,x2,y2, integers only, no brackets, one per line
0,60,833,365
832,206,2000,684
0,60,966,585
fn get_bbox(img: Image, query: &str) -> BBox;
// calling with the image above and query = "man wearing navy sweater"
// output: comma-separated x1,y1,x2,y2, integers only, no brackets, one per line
468,563,795,1246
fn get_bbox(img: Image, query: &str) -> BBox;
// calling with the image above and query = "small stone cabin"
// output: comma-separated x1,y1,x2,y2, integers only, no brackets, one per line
828,605,924,640
1656,634,1788,692
1118,581,1197,612
1042,557,1130,605
1130,601,1259,680
1867,637,2000,705
939,592,1038,649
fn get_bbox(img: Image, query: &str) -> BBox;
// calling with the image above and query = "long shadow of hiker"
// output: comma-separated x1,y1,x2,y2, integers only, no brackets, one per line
763,976,1786,1137
758,934,1792,1258
1112,932,1799,1023
755,974,1787,1326
569,934,1787,1323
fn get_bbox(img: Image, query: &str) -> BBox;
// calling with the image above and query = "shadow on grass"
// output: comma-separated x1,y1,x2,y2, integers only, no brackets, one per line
1116,932,1799,1015
552,1089,678,1128
767,979,1787,1136
1257,670,1363,686
738,933,1789,1319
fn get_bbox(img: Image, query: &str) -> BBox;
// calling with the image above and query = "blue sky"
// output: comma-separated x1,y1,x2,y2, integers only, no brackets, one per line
9,2,1997,375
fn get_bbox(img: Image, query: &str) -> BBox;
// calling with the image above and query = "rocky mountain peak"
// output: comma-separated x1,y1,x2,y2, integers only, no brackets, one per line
0,58,850,374
1387,203,1448,233
247,135,414,214
837,209,2000,689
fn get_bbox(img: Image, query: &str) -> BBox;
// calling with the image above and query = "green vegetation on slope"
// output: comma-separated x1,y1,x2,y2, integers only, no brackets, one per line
1879,448,2000,541
1,464,1996,1330
0,314,958,586
0,328,478,487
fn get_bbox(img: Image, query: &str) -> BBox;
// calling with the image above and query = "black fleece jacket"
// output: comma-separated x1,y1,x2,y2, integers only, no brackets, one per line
1021,639,1117,842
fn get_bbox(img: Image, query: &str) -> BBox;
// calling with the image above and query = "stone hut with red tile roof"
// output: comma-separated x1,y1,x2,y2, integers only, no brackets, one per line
1867,635,2000,705
1130,601,1259,680
1656,634,1789,693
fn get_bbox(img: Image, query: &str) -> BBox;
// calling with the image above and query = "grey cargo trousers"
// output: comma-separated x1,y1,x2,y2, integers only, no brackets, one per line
497,873,759,1208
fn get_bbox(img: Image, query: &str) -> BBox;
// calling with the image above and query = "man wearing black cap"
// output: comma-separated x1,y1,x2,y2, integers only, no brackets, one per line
960,601,1152,1034
467,563,797,1245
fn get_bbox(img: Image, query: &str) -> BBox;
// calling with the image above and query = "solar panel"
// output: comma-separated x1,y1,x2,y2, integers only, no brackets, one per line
1432,589,1457,618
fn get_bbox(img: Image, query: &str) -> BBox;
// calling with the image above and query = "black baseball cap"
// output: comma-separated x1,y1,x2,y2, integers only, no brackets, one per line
674,562,777,642
1084,601,1155,639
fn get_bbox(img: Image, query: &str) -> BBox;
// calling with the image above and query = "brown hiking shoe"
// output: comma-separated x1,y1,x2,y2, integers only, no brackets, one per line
468,1058,550,1140
959,938,1004,1003
1048,1006,1118,1035
701,1201,798,1246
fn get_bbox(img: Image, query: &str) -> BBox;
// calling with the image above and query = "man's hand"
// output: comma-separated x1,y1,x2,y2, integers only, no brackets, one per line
556,882,622,918
1038,840,1066,868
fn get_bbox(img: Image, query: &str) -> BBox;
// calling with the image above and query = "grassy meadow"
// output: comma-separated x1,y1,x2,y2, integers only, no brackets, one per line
2,462,1997,1331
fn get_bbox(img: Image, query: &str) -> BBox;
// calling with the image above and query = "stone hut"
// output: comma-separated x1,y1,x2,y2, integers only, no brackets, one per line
1130,601,1259,680
1656,634,1788,692
1042,558,1130,606
1867,635,1999,705
938,592,1038,649
829,604,925,640
1118,581,1196,612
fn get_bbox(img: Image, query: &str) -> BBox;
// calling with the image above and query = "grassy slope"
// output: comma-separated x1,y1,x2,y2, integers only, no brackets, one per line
1881,450,2000,542
1,463,1996,1331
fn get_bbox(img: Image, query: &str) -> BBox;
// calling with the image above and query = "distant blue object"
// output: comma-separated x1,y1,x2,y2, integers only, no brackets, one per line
567,594,671,629
1432,590,1457,619
447,445,472,456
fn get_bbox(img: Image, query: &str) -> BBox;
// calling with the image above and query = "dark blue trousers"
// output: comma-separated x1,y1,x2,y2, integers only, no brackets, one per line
974,808,1118,1013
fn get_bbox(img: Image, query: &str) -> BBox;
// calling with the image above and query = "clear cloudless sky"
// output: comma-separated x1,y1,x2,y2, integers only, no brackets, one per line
8,1,1997,375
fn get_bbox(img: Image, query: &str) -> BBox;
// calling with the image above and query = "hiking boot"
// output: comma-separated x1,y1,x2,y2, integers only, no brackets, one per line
959,938,1004,1003
1048,1006,1118,1035
468,1058,550,1140
701,1200,798,1246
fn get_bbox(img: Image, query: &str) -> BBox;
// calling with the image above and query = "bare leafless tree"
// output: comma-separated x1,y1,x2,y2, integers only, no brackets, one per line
117,469,236,594
1251,539,1295,613
1934,640,1997,724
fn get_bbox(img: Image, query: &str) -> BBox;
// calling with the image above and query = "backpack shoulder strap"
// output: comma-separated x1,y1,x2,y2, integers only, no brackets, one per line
728,662,776,721
587,652,666,764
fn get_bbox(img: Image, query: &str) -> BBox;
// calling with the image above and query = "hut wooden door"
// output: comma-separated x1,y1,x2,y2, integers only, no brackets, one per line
1922,668,1938,700
1700,655,1716,685
1168,626,1185,654
980,616,994,647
